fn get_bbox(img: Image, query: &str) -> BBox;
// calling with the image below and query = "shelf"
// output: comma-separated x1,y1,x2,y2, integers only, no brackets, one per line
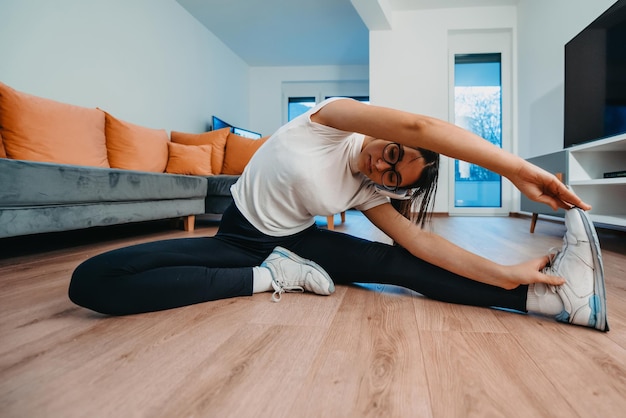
588,214,626,228
568,132,626,152
522,133,625,230
568,134,626,183
570,178,626,186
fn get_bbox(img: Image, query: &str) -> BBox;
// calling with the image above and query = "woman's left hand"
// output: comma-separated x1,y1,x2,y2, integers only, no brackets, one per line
509,162,591,211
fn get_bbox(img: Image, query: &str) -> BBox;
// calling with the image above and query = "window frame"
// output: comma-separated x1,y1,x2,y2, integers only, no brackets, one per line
282,81,369,123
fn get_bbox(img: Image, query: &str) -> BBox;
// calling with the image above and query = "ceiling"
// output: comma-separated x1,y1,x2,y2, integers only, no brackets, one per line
176,0,520,67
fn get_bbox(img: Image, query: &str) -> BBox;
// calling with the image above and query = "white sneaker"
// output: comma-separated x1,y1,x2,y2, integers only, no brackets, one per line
542,208,608,331
261,247,335,302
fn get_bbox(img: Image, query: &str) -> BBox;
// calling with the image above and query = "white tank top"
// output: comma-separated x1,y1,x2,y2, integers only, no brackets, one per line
231,98,388,236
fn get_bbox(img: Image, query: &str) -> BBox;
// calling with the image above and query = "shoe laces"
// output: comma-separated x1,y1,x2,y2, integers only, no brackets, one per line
542,247,562,292
272,285,304,303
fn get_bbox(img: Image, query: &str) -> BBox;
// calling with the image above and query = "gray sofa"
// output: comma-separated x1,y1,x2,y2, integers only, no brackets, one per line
0,158,238,238
204,174,239,215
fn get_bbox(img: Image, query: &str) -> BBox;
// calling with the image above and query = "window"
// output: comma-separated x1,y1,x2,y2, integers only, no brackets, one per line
453,53,503,208
288,97,316,121
326,96,370,104
282,81,370,123
287,95,370,122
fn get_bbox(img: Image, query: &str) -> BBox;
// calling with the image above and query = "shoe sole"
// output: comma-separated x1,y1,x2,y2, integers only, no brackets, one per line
273,247,335,294
574,208,609,331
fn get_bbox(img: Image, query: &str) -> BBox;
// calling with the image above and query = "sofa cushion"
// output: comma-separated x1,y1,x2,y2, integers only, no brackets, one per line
221,133,269,175
170,128,230,174
204,174,240,215
104,111,169,172
0,82,109,167
0,158,207,207
205,174,240,196
165,142,213,176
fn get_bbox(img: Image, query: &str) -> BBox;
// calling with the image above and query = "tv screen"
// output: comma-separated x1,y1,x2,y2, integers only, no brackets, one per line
564,0,626,148
232,127,262,139
212,115,262,139
212,116,232,132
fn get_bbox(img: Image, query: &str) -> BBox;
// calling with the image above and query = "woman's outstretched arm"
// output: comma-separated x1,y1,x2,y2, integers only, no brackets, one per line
312,98,590,211
363,203,565,289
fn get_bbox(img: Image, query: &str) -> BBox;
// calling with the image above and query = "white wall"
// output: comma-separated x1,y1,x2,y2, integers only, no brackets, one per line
517,0,616,158
248,65,369,136
0,0,249,133
370,6,517,212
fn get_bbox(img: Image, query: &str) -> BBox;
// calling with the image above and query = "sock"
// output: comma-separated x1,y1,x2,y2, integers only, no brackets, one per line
252,266,274,293
526,283,564,316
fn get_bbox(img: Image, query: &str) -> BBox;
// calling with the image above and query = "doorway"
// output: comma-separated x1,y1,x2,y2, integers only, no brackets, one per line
448,30,512,216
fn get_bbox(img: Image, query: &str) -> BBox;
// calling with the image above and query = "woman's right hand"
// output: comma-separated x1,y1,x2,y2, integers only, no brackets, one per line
499,256,566,290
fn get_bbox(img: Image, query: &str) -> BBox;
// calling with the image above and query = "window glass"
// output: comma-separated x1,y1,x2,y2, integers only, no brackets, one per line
288,97,316,121
288,96,369,121
454,53,502,208
325,96,370,104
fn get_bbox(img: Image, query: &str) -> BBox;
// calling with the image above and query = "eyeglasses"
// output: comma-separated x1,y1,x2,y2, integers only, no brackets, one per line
381,142,404,191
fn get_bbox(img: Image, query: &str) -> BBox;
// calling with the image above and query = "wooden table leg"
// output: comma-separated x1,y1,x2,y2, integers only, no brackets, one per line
530,213,538,233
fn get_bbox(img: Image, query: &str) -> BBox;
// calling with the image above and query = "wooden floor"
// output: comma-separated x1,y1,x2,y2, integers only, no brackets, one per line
1,212,625,418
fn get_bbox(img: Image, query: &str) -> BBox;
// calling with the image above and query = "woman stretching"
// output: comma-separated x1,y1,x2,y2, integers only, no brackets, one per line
69,98,608,331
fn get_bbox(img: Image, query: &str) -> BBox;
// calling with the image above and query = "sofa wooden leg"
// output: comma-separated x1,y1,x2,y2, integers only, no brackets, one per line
183,215,195,232
326,215,334,230
340,211,346,224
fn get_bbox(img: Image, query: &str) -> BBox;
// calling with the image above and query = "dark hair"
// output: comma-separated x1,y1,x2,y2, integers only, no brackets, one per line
391,148,439,229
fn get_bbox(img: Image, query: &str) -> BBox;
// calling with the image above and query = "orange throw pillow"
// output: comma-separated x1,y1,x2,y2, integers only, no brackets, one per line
170,128,230,174
0,82,109,167
104,111,169,172
165,142,213,176
222,133,269,175
0,131,6,158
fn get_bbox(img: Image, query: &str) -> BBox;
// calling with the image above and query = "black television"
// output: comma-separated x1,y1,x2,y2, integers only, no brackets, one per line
564,0,626,148
232,126,262,139
212,115,232,132
212,115,262,139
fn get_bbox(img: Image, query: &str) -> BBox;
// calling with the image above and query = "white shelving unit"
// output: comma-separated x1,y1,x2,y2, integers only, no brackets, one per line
567,133,626,228
521,133,626,229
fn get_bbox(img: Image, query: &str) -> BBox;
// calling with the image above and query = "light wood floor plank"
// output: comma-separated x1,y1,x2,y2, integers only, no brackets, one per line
291,284,432,418
413,296,510,333
505,313,626,417
154,323,327,418
420,330,580,417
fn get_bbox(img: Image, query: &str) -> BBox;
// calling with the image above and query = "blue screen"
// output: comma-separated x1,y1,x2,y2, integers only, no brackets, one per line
233,127,262,139
212,116,232,131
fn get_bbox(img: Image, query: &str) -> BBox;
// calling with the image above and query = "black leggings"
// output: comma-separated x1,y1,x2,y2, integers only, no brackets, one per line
69,204,528,315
